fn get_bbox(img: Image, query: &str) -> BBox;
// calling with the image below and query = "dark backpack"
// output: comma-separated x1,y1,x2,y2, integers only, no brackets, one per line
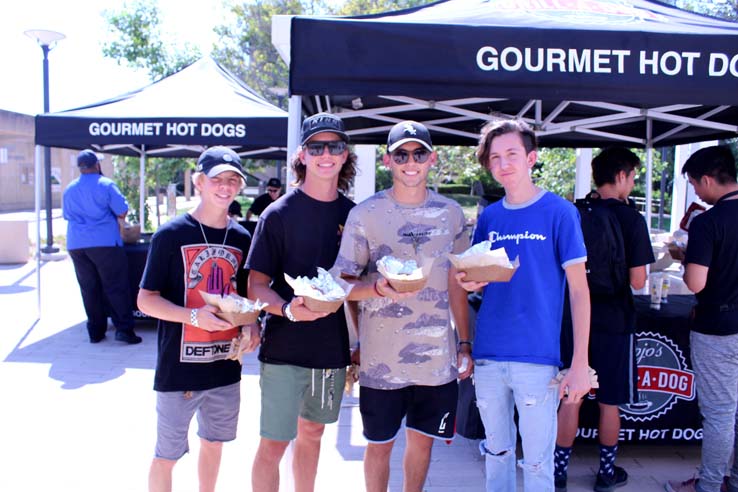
574,192,628,297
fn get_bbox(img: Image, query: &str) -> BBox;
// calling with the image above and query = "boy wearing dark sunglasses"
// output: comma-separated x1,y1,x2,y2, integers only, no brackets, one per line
246,112,356,492
334,120,473,492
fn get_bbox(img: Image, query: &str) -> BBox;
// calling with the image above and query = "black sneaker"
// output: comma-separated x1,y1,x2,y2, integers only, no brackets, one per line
115,331,142,344
89,334,106,343
594,466,628,492
555,474,567,492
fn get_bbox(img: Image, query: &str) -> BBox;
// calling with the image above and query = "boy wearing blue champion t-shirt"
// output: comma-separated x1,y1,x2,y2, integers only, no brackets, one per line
456,119,591,492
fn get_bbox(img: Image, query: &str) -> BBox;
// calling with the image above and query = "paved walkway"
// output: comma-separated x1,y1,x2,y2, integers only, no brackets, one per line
1,257,700,492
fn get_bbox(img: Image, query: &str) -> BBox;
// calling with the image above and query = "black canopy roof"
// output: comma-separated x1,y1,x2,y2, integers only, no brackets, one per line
35,57,288,159
281,0,738,148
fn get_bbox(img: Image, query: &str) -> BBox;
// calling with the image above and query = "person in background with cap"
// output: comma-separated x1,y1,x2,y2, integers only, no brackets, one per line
246,177,283,222
63,149,142,344
333,120,473,492
247,113,356,492
137,146,258,492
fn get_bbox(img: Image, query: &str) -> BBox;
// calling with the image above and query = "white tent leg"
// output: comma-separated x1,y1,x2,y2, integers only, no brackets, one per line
574,148,592,200
286,95,302,191
354,145,377,203
671,141,716,232
34,145,42,317
645,120,653,232
139,146,146,230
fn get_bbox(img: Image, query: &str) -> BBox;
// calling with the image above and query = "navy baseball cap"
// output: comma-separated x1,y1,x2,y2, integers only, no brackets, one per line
77,149,101,168
196,146,246,181
387,121,433,152
300,113,349,145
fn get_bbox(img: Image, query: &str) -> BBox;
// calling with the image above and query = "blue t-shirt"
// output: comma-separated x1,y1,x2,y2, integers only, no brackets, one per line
472,190,586,366
63,174,129,250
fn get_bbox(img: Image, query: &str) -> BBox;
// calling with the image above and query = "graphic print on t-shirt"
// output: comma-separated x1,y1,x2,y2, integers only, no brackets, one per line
180,243,241,363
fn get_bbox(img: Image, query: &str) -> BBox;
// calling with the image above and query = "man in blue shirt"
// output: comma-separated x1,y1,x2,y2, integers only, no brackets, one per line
456,119,591,492
63,149,141,344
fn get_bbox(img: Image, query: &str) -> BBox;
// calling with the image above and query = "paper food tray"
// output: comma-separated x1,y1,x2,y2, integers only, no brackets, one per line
376,257,434,293
447,254,519,283
199,291,263,326
284,272,352,314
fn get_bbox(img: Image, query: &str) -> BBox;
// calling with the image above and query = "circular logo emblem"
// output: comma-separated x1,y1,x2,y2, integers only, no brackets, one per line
620,331,695,422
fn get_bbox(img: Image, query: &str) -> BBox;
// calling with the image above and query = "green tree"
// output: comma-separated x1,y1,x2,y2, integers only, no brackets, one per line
102,0,200,80
102,0,201,229
333,0,428,15
662,0,737,20
213,1,327,109
533,148,578,199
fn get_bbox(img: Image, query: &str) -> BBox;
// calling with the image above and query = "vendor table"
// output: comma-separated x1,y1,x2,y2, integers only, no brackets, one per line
456,294,701,444
124,237,154,321
575,294,700,444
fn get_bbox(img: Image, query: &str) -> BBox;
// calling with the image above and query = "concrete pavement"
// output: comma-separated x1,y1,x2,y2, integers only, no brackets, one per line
0,257,700,492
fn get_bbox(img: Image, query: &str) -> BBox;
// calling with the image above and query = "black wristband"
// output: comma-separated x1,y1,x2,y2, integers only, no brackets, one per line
458,340,472,346
281,302,289,318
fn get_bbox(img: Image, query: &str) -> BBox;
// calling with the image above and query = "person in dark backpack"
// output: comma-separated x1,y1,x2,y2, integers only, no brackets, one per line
555,147,655,492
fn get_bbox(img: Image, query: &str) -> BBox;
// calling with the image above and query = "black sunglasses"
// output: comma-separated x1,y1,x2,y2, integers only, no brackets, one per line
305,141,347,156
390,148,431,165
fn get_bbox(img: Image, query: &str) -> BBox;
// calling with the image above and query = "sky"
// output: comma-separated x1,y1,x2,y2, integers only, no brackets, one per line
0,0,227,116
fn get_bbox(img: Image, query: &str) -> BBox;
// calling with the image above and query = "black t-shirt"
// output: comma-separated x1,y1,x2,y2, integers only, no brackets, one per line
246,188,355,369
140,214,251,392
685,197,738,335
248,193,275,217
589,199,655,333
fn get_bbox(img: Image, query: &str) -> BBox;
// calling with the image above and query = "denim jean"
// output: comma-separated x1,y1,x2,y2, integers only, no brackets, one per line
474,360,559,492
690,331,738,492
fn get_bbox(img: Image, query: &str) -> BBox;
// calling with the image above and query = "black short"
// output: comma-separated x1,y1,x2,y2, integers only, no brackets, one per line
562,330,637,406
359,380,458,443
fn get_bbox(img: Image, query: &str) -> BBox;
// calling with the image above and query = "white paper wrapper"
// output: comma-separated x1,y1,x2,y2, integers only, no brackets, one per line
199,291,267,325
447,243,519,283
284,268,353,313
376,255,434,292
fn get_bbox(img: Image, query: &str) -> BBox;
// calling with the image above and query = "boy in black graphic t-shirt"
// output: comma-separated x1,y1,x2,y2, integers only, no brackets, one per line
138,147,259,492
247,113,355,492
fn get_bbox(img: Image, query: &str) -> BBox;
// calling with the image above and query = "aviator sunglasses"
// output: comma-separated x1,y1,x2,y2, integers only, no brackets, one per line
305,140,347,156
390,148,431,165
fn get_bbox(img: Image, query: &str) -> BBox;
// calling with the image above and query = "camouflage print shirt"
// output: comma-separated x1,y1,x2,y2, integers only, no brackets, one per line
334,189,470,389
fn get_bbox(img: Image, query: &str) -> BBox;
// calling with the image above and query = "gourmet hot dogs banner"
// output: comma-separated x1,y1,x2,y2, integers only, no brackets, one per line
289,0,738,106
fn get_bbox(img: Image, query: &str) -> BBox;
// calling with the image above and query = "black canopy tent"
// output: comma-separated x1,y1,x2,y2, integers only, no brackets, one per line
274,0,738,227
35,56,287,158
278,0,738,149
34,57,288,227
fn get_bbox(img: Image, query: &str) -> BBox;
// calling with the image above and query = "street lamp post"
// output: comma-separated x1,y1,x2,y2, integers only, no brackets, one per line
25,29,65,254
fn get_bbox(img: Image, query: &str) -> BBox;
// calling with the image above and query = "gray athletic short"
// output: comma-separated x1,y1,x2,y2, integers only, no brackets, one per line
259,363,346,441
154,382,240,460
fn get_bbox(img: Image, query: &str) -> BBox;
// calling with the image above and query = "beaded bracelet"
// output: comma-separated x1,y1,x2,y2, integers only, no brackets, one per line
282,301,297,322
